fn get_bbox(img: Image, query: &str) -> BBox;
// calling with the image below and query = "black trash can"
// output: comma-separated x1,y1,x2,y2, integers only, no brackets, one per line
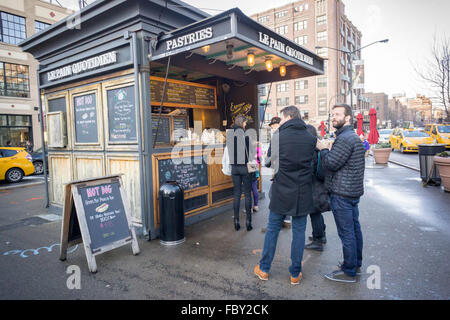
159,181,185,246
418,144,446,184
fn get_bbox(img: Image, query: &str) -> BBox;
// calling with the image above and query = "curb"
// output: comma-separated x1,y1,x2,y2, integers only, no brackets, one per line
368,154,420,172
0,180,45,191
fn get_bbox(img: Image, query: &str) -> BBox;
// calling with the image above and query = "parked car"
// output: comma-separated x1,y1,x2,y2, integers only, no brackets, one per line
0,147,35,183
30,147,48,175
378,129,393,144
424,124,450,148
389,129,434,153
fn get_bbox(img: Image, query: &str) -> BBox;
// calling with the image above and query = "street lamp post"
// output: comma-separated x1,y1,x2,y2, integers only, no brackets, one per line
316,39,388,111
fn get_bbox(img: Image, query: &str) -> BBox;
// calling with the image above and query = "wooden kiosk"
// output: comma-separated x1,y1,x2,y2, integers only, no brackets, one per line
20,0,324,240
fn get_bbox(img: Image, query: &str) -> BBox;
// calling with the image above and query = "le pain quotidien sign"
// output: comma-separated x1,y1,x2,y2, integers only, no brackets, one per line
158,24,314,67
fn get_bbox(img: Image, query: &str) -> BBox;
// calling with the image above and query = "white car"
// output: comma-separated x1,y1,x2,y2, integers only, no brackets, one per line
378,129,393,144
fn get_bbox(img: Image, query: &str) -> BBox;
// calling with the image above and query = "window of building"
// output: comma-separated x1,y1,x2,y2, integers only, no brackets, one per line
324,60,328,72
295,95,308,105
35,20,50,33
318,94,327,116
294,20,307,31
277,97,289,107
275,10,288,19
276,82,289,92
294,35,308,45
0,114,32,147
295,80,308,90
316,15,327,26
317,30,327,42
316,48,328,57
317,77,327,88
276,25,288,35
0,62,30,98
0,12,26,45
300,110,309,120
316,0,327,15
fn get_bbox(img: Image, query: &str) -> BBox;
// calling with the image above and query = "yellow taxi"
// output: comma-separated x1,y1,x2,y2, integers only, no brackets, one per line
424,124,450,148
0,147,35,183
389,128,434,153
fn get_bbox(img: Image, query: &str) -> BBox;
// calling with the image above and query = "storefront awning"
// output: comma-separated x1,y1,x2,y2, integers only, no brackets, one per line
149,8,324,84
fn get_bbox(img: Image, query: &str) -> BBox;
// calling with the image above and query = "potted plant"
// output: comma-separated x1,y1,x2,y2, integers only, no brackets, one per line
434,151,450,192
373,142,392,164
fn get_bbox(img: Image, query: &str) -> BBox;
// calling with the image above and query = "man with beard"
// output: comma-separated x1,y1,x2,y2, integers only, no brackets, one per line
316,104,365,283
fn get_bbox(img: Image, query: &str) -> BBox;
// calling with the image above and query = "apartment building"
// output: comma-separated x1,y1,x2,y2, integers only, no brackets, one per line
408,94,433,124
252,0,364,127
0,0,72,149
364,92,389,126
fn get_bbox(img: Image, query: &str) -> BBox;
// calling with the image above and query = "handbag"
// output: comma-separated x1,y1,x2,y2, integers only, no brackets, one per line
221,146,232,176
245,146,258,174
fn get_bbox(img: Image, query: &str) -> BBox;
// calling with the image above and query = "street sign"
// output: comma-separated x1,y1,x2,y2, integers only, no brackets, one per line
59,174,140,273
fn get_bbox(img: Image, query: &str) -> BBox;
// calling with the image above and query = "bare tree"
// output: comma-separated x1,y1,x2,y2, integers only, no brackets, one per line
414,33,450,122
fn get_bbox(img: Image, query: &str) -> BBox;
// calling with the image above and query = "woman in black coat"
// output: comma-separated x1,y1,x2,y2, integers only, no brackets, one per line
305,124,330,251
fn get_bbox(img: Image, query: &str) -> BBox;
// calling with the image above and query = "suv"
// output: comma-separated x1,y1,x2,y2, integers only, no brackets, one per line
424,124,450,148
0,147,35,183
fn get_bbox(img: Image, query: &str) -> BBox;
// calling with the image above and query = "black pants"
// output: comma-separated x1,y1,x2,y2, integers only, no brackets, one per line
310,212,326,239
231,165,252,220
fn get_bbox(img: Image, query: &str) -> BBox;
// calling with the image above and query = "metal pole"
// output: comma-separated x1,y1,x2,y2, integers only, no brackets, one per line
349,52,353,110
36,67,49,208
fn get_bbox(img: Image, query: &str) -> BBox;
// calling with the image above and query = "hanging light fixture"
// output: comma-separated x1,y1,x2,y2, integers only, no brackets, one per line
201,45,210,54
265,56,273,72
247,51,255,67
226,43,234,59
279,64,287,77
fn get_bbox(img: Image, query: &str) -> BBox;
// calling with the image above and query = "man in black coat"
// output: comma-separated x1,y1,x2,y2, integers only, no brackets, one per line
317,104,365,283
254,106,316,285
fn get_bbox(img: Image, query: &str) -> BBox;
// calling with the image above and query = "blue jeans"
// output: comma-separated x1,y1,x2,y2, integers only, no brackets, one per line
310,212,326,239
259,211,307,278
330,194,363,277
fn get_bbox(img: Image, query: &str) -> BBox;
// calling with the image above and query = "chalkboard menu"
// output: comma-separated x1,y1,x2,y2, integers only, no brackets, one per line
48,97,66,113
158,156,208,191
173,117,187,142
74,93,98,143
152,116,171,145
78,181,131,251
150,77,216,109
107,85,137,142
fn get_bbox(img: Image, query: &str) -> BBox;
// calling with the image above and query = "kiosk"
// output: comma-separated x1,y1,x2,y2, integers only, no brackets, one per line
20,0,324,240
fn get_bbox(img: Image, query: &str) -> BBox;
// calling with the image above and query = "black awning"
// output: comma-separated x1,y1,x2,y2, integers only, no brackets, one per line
149,8,324,84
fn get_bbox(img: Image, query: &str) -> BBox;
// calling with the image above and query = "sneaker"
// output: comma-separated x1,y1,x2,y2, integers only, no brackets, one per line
260,227,267,233
308,235,327,244
304,241,324,252
282,221,291,229
253,206,259,212
324,269,356,283
338,261,362,275
254,265,269,281
290,272,303,285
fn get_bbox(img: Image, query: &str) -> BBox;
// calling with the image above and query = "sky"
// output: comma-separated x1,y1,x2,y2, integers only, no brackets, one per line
181,0,450,102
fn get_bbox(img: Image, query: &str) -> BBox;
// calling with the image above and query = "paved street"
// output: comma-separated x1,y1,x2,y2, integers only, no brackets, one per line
0,159,449,300
388,150,420,171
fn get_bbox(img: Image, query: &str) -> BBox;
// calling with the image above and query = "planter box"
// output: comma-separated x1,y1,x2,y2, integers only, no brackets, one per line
373,148,391,164
434,156,450,192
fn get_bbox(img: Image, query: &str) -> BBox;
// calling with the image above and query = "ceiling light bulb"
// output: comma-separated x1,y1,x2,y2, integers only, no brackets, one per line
202,45,210,53
247,51,255,67
280,64,286,77
265,57,273,72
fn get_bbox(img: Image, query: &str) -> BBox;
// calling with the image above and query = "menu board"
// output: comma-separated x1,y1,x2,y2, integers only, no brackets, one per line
107,85,137,142
74,93,98,143
152,116,171,145
158,157,208,191
173,117,187,142
150,77,216,109
78,181,131,251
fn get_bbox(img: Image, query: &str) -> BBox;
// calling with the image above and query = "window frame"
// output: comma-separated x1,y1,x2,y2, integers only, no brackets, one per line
0,61,30,98
0,11,26,45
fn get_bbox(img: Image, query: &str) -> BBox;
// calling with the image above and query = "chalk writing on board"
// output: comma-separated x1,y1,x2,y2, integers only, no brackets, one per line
108,86,136,142
74,93,98,143
158,157,208,191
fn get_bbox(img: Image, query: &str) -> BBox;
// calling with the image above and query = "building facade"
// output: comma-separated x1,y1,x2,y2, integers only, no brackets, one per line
364,92,389,126
252,0,363,128
0,0,71,149
408,94,433,124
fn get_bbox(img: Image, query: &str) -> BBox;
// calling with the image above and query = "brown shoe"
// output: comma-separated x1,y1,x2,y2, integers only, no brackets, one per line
290,272,303,285
254,265,269,281
282,221,291,229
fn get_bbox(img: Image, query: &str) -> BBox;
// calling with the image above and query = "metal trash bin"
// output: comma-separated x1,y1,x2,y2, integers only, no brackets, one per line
418,144,446,185
159,181,185,246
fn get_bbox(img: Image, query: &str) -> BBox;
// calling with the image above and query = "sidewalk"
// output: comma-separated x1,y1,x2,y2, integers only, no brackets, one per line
0,159,449,299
